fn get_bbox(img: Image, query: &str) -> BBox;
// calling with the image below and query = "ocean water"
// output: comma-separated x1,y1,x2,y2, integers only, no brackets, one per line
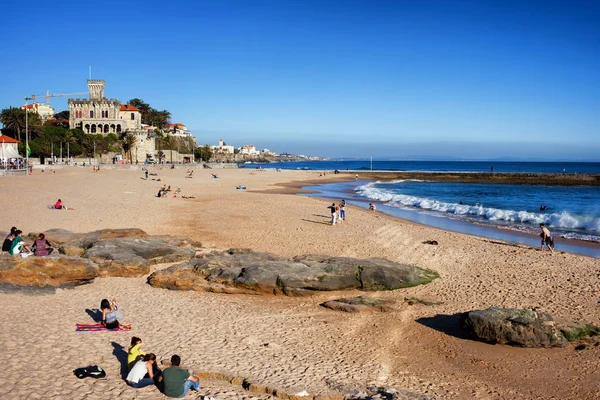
355,180,600,242
302,180,600,258
243,160,600,174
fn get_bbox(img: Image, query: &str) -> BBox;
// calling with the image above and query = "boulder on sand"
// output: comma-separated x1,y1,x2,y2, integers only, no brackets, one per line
460,307,567,348
60,228,149,256
147,249,439,296
26,229,76,246
0,254,98,287
84,237,197,277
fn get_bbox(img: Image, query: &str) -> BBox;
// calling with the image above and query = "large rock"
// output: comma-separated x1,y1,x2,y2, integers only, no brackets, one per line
460,307,567,348
148,249,439,296
60,228,149,256
0,254,98,287
26,229,76,246
84,237,196,277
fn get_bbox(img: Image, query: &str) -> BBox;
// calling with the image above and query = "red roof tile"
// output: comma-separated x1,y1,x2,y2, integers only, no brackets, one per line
0,136,20,143
120,104,140,111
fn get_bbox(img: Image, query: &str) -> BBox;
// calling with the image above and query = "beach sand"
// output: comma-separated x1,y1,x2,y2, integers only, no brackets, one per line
0,166,599,399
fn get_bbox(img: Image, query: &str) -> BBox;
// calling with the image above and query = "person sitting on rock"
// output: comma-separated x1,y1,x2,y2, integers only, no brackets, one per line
2,227,17,252
31,233,54,256
10,230,33,256
100,298,123,329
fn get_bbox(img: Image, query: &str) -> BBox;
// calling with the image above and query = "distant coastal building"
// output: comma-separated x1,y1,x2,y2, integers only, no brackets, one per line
238,145,259,155
68,80,156,163
20,103,55,120
212,139,234,154
165,123,193,137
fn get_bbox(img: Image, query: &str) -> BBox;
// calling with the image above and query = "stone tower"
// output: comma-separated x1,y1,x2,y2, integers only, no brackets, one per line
87,79,106,100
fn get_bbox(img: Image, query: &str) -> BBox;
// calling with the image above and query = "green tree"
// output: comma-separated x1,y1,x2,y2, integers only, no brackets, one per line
162,135,176,163
194,144,213,162
53,110,70,120
0,107,26,142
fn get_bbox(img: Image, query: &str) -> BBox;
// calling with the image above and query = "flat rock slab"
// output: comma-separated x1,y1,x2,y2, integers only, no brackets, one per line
147,248,439,296
321,296,394,312
460,307,567,348
60,228,149,256
0,254,98,288
84,238,197,277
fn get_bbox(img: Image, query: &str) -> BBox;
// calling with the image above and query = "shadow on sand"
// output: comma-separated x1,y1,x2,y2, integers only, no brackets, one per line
111,341,129,379
415,313,480,342
85,308,103,322
302,218,331,226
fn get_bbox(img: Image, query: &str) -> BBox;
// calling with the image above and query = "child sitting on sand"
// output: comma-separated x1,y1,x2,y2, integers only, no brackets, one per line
128,337,146,369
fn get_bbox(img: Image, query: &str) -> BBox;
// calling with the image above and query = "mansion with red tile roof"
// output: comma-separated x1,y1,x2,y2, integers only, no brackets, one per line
68,79,156,162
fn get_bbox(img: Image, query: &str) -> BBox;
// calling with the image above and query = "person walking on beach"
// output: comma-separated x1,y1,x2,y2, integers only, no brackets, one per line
339,200,346,222
158,355,200,398
327,203,337,225
539,223,554,253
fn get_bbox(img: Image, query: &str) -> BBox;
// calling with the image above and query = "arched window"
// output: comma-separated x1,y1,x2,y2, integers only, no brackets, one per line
90,110,94,118
91,125,96,133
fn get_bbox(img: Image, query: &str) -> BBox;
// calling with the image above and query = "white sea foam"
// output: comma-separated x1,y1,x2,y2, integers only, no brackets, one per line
355,182,600,233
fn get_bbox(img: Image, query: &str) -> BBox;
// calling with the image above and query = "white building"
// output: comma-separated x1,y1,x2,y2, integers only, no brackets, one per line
212,139,234,154
238,144,259,155
165,123,193,137
20,103,55,120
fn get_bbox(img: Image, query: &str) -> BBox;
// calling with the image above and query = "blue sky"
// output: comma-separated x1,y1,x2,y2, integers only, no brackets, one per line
1,0,599,160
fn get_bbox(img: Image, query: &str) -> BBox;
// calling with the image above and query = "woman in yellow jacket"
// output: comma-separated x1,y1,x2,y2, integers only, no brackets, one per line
127,337,145,369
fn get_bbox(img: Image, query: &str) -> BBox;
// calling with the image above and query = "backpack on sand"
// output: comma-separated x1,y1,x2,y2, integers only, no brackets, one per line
73,365,106,379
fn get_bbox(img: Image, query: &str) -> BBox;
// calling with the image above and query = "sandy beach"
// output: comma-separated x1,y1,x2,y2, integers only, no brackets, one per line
1,166,599,399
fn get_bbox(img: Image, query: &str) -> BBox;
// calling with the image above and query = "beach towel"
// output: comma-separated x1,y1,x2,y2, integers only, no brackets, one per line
76,323,132,332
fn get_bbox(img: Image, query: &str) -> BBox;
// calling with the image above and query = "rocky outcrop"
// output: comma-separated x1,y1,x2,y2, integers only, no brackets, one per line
321,296,394,313
147,249,439,296
0,254,98,287
460,307,567,348
84,237,196,277
60,228,149,256
26,229,76,246
0,228,201,287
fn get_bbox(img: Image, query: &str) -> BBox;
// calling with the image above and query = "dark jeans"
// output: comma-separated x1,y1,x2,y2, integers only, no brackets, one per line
127,377,155,388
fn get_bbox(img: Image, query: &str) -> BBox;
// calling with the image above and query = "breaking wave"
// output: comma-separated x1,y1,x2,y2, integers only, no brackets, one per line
356,182,600,237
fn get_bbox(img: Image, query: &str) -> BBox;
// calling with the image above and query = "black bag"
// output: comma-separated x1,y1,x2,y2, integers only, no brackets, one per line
73,365,106,379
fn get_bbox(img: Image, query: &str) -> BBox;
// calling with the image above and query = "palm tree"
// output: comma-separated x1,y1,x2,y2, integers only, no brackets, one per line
122,134,137,164
0,107,26,142
163,135,175,163
62,131,78,159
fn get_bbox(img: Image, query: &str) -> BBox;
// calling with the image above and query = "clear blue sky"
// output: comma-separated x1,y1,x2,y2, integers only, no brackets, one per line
2,0,599,160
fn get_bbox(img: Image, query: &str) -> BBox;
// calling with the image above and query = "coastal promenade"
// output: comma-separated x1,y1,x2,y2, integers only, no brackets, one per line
0,167,599,399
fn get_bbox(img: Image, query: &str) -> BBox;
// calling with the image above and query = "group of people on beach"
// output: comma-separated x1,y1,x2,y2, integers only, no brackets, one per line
327,200,346,225
3,227,53,257
99,299,202,398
